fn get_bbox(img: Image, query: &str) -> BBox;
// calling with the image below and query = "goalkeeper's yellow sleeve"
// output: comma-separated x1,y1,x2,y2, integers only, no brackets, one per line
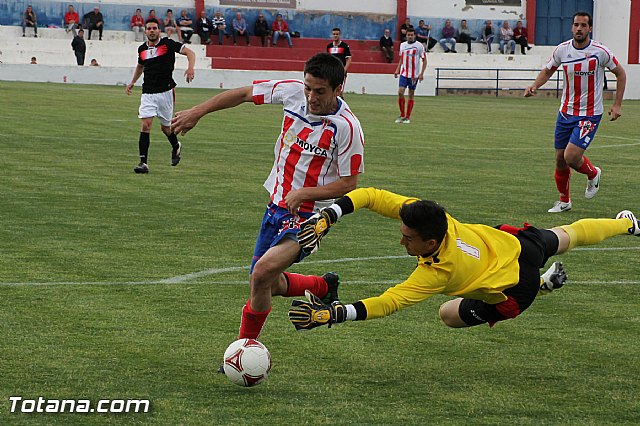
345,187,420,220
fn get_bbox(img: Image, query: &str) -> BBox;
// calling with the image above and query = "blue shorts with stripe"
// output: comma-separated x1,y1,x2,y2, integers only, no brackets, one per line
399,75,419,90
553,112,602,150
251,203,315,273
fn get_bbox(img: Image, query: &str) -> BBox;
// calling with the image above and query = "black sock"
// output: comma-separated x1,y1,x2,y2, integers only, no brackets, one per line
139,132,150,163
166,132,179,148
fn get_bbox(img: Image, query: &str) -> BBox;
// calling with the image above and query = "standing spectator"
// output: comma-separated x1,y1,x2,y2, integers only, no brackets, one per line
499,21,516,54
212,11,227,45
513,21,532,54
71,29,86,66
457,19,475,53
83,7,104,41
439,19,457,53
131,9,145,42
22,5,38,38
481,20,495,53
164,9,179,41
125,18,196,174
524,12,626,213
415,20,437,52
232,12,250,46
379,28,394,63
177,10,194,44
272,14,292,48
254,13,270,47
399,18,413,42
64,5,80,36
196,10,214,45
393,28,426,124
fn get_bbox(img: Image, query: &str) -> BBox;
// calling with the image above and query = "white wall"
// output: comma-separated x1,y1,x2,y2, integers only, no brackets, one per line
204,0,396,14
594,0,630,63
408,0,527,20
53,0,193,5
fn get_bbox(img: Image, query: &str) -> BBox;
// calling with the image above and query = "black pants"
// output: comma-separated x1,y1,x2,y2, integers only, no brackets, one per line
75,51,85,66
255,29,270,46
515,36,529,54
458,33,475,53
181,30,193,42
88,24,102,40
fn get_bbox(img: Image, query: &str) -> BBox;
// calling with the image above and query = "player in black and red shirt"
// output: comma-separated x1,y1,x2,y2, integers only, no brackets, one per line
326,28,351,93
125,18,195,174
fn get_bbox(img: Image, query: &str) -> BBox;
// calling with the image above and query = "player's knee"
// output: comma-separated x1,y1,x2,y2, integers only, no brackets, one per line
438,301,466,328
250,260,279,288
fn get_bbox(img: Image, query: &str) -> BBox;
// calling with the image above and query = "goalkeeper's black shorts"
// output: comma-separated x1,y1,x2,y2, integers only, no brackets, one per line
458,224,560,327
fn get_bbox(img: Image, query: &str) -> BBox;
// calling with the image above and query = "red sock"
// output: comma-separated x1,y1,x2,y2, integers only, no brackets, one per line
283,272,328,298
575,156,597,179
238,300,271,340
555,168,571,203
406,100,414,118
398,97,405,117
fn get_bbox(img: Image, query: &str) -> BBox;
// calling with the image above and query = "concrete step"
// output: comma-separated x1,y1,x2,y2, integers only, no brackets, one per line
210,57,396,74
205,44,388,63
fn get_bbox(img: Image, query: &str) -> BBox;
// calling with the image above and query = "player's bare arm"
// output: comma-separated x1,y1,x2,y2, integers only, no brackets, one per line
125,64,144,95
524,67,554,97
393,57,402,78
608,64,626,121
171,86,253,135
284,175,358,215
418,58,427,81
180,47,196,83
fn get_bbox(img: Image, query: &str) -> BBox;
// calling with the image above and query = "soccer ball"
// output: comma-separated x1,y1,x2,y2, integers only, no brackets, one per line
222,339,272,387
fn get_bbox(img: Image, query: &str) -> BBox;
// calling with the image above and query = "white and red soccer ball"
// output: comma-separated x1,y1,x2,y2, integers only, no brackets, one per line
222,339,272,387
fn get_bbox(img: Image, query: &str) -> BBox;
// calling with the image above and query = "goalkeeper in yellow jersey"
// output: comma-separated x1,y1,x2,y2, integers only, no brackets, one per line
288,187,639,329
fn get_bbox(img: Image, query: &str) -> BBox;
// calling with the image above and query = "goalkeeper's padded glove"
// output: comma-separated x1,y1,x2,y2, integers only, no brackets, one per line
297,207,338,255
288,290,347,331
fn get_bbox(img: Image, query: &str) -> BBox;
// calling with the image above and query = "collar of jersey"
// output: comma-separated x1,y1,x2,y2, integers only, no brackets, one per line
571,39,591,50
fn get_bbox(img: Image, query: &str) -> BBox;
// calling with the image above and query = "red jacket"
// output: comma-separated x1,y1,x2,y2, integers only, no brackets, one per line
513,27,528,39
272,19,289,33
65,11,79,25
131,15,144,28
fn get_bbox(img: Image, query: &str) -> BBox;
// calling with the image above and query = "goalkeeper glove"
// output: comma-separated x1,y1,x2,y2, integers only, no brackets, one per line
288,290,347,330
297,207,338,255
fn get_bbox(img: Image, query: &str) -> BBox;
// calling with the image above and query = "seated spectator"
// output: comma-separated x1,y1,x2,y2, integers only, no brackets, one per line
22,5,38,38
130,8,145,42
481,20,495,53
499,21,516,54
177,10,194,44
513,20,532,54
71,29,86,66
83,7,104,40
30,56,37,64
415,20,437,52
64,5,80,36
232,11,250,46
439,19,456,53
254,13,270,47
457,19,475,53
146,10,158,24
272,14,292,48
90,58,100,66
379,28,394,63
212,11,227,45
399,18,413,42
196,11,214,45
164,9,179,41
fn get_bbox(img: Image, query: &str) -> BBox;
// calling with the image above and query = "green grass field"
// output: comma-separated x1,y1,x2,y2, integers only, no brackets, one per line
1,80,639,425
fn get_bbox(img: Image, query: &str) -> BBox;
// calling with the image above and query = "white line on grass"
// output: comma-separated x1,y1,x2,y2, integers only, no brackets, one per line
1,248,638,287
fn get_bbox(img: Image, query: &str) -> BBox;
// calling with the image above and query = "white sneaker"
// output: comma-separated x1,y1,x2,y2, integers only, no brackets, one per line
402,118,411,124
616,210,640,236
395,116,404,124
547,200,572,213
540,261,567,294
585,166,601,199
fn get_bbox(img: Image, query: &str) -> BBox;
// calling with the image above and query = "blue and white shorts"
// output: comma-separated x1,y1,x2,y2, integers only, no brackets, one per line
554,112,602,150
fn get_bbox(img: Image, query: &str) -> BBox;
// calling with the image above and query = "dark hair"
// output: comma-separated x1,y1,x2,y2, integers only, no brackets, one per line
573,11,592,27
332,27,340,32
399,200,448,243
406,27,416,34
167,9,173,14
304,53,345,89
146,18,160,27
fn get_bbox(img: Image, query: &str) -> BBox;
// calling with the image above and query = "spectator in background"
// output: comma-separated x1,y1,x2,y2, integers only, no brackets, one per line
71,29,86,65
439,19,457,53
254,13,270,47
64,5,80,36
499,21,516,54
232,11,250,46
22,5,38,38
379,28,394,63
177,10,194,44
457,19,475,53
272,14,292,48
164,9,180,41
146,10,158,24
30,56,37,64
90,58,100,66
481,20,495,53
415,20,437,52
83,7,104,40
212,11,227,45
399,18,413,42
513,21,532,55
131,9,145,42
196,10,214,45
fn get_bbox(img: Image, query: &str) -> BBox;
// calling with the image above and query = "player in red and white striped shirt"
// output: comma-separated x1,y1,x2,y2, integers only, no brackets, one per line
172,53,364,347
525,12,626,213
393,28,427,124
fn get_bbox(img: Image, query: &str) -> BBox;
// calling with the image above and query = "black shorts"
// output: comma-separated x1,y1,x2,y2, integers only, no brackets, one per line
458,225,559,326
